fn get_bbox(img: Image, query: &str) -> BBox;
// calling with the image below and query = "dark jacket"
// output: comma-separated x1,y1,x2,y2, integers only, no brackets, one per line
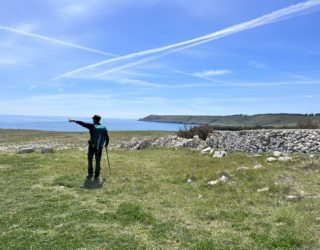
75,121,109,147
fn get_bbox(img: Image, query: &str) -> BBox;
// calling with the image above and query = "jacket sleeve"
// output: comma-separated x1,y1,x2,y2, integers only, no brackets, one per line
105,130,109,147
75,121,93,130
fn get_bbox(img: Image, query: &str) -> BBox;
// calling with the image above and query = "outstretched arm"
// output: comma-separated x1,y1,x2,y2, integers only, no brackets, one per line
68,118,93,130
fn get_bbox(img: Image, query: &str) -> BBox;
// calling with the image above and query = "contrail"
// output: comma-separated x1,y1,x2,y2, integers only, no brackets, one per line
0,25,117,57
54,0,320,79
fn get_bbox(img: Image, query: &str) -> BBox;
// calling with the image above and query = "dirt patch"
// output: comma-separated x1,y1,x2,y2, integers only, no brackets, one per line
0,164,13,169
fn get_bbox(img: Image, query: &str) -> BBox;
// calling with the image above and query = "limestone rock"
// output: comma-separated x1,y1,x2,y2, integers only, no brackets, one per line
254,164,263,169
266,157,277,162
40,147,54,154
207,180,219,186
18,147,35,154
258,187,269,192
278,156,293,162
213,151,227,158
273,151,282,157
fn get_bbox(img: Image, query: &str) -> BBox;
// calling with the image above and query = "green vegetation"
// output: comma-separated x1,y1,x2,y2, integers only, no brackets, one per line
140,113,320,128
0,131,320,249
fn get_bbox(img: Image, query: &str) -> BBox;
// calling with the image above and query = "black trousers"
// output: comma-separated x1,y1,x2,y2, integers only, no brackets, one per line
87,146,103,178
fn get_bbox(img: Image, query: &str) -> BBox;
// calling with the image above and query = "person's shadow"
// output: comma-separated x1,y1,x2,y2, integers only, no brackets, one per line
83,177,105,189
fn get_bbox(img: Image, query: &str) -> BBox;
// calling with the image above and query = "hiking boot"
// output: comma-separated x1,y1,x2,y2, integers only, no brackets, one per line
86,175,93,179
94,175,99,180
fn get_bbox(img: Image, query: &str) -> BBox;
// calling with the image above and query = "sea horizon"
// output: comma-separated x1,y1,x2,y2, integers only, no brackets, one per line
0,114,184,132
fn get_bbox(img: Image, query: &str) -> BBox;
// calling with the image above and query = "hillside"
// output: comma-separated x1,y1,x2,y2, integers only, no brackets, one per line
139,114,320,128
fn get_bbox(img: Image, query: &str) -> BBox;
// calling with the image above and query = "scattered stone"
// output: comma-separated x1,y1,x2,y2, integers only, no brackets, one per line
186,178,192,184
258,187,269,192
254,164,263,169
198,194,203,199
266,157,277,162
254,154,262,157
40,147,54,154
213,151,227,158
237,166,249,171
201,147,211,154
286,195,299,201
219,175,228,182
17,147,35,154
309,154,315,158
273,151,282,157
207,180,219,186
278,156,293,162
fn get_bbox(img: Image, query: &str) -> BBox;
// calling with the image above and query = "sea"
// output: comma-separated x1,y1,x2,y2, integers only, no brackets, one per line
0,115,185,132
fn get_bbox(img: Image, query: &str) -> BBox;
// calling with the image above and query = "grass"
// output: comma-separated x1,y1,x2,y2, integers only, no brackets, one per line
0,131,320,249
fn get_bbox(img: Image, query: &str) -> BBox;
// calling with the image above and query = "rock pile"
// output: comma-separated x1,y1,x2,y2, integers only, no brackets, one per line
119,135,206,150
205,129,320,154
119,129,320,154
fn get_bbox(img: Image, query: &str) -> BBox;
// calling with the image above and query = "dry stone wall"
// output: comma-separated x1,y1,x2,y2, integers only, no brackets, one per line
120,129,320,154
206,129,320,154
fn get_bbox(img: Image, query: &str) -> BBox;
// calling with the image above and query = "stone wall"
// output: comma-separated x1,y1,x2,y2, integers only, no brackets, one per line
119,129,320,154
206,129,320,154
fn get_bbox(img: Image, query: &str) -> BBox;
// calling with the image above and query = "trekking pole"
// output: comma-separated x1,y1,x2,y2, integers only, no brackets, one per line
105,147,111,175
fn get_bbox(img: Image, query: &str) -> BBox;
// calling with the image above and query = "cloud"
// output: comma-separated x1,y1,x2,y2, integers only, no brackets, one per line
248,60,269,69
0,24,116,57
54,0,320,79
194,69,231,77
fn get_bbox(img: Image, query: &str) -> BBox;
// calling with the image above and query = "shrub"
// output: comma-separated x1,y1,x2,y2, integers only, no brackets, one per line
177,124,214,140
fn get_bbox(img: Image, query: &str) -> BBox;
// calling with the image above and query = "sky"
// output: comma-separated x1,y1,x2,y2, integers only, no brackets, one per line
0,0,319,119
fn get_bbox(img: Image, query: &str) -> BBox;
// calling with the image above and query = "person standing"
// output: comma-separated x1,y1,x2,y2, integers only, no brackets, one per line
69,115,109,179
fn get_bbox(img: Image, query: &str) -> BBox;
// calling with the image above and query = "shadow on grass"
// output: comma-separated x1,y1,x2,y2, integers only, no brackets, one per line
83,178,105,189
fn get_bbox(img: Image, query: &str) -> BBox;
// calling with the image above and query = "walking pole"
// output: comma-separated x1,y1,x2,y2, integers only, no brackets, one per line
105,147,111,175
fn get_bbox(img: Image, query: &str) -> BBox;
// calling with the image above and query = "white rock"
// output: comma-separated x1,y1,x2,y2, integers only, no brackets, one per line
207,180,219,186
254,164,263,169
237,166,249,171
286,195,299,201
209,148,215,154
273,151,282,157
258,187,269,192
198,194,203,199
309,154,315,158
201,147,211,154
186,178,192,184
213,151,227,158
254,154,262,157
266,157,277,162
278,156,293,162
219,175,228,182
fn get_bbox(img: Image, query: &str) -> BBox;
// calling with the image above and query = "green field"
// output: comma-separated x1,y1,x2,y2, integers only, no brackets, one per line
0,130,320,249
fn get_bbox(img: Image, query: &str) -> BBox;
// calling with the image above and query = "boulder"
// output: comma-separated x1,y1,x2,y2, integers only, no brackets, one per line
201,147,212,154
40,147,54,154
273,151,282,157
278,156,293,162
213,151,227,158
219,175,228,182
266,157,277,162
18,147,35,154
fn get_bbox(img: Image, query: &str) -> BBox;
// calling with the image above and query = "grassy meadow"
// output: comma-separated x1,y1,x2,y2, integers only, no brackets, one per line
0,130,320,249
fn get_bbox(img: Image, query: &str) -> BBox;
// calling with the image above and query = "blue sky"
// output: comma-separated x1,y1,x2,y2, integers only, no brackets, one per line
0,0,319,119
